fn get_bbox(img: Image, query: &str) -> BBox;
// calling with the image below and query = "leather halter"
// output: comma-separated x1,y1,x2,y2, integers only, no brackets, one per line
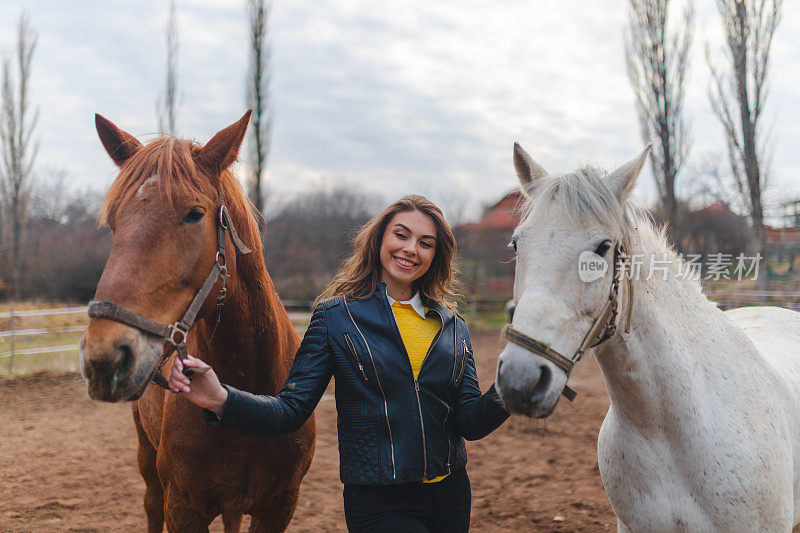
87,188,252,390
502,244,633,402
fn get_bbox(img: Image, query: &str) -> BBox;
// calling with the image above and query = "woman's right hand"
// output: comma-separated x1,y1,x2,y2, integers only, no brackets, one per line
168,354,229,416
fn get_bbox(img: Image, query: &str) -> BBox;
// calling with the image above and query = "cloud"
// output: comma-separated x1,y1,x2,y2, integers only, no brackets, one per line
1,0,798,217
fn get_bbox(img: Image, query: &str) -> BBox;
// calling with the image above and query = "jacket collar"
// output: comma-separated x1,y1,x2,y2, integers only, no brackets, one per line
386,292,426,319
375,282,454,323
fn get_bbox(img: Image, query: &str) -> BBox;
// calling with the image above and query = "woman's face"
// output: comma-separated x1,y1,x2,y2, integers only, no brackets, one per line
379,210,438,292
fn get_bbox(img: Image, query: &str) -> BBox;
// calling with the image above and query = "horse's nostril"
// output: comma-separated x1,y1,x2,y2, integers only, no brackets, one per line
531,365,552,400
116,343,134,374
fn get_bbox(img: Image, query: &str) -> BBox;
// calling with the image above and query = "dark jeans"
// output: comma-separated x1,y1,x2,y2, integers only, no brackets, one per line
343,468,471,532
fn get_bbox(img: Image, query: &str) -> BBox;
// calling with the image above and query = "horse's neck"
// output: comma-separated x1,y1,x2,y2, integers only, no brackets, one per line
595,242,754,429
195,257,294,395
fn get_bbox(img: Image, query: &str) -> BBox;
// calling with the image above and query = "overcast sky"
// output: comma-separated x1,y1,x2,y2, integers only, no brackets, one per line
0,0,799,222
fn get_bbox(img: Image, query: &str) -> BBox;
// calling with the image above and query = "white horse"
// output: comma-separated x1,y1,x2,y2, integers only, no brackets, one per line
495,143,800,532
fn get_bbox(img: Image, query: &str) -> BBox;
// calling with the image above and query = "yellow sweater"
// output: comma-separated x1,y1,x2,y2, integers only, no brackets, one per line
391,301,448,482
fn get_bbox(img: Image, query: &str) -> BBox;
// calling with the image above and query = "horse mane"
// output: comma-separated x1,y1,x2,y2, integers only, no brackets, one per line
519,165,703,295
99,136,261,254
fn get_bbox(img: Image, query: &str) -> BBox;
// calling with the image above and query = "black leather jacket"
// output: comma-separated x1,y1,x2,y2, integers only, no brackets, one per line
205,283,509,485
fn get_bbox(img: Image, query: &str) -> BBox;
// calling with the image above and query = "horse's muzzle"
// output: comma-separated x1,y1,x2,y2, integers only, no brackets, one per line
496,344,562,418
80,324,161,402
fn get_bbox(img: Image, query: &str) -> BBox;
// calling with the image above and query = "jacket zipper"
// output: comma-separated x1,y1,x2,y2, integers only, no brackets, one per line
343,332,368,381
443,404,451,474
386,296,445,479
343,299,396,480
457,339,468,382
449,316,458,385
416,309,444,478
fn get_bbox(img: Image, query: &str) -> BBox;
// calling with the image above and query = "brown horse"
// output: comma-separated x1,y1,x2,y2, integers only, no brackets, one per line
80,111,315,532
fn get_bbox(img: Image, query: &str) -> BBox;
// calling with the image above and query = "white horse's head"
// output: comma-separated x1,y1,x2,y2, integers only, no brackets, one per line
496,142,651,417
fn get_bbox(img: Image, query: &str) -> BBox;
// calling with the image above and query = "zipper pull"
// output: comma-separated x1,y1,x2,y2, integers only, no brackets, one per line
414,380,420,392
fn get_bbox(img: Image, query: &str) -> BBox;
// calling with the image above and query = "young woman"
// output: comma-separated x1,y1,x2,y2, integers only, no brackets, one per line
168,195,510,532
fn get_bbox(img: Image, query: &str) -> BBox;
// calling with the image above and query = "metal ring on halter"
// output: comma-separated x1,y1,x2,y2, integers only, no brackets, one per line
168,323,188,346
215,251,227,269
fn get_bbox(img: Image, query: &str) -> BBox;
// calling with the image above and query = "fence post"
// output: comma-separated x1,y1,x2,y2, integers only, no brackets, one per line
8,300,16,374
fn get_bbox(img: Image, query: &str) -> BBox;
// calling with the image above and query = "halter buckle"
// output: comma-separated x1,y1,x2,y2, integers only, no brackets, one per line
168,322,189,346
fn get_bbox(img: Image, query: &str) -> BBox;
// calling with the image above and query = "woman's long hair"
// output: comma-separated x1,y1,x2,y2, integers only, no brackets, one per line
316,195,459,309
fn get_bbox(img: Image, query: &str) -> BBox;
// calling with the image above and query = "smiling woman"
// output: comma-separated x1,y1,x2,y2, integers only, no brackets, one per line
170,194,510,532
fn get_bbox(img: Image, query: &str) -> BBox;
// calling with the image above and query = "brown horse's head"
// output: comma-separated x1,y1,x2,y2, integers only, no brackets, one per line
80,111,252,402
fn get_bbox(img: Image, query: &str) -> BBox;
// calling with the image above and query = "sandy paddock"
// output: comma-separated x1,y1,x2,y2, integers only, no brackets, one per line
0,328,617,531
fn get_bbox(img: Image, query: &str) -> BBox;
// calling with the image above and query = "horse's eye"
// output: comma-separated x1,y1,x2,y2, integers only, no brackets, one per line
184,208,205,224
594,240,612,257
508,237,517,252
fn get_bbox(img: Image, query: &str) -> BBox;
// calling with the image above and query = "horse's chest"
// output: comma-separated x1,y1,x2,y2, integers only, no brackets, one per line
155,413,312,504
598,408,793,531
598,425,705,530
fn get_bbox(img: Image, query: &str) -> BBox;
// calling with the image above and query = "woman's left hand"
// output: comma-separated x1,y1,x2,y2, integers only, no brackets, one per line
168,354,229,415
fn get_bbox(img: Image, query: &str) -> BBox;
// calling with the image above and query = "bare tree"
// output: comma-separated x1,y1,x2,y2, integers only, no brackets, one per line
707,0,782,284
156,0,179,134
0,12,38,373
1,13,38,298
625,0,694,236
246,0,272,215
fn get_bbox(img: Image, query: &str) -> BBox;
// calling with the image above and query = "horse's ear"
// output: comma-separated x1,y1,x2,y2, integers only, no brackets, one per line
608,143,652,202
196,110,252,183
513,142,548,195
95,114,143,167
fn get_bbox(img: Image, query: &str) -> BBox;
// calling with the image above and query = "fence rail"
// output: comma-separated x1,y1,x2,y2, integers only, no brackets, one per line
3,291,798,372
0,326,85,339
0,305,312,370
0,345,78,359
709,290,800,310
0,306,87,319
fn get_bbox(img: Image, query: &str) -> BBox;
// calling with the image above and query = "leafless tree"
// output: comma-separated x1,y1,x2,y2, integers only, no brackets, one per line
624,0,694,237
29,167,68,223
246,0,272,215
707,0,782,285
0,12,37,373
156,0,179,134
1,13,38,299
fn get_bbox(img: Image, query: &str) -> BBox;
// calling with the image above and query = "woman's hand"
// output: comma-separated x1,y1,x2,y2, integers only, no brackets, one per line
168,354,229,416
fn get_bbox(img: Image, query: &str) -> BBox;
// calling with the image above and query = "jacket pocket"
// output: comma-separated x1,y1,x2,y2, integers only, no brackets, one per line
343,332,369,381
337,422,380,484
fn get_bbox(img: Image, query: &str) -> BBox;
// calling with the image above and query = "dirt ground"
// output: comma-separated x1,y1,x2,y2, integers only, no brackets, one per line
0,328,617,532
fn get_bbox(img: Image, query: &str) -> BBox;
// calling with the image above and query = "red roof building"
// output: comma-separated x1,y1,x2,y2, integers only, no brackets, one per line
458,190,524,232
455,190,524,296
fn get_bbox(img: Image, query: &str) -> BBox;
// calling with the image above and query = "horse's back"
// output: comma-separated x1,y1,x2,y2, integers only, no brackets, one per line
726,305,800,396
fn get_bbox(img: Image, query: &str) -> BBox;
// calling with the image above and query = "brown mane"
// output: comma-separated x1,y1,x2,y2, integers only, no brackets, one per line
100,137,237,226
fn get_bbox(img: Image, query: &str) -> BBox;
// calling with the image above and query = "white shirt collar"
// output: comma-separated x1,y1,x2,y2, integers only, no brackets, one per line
387,292,426,319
